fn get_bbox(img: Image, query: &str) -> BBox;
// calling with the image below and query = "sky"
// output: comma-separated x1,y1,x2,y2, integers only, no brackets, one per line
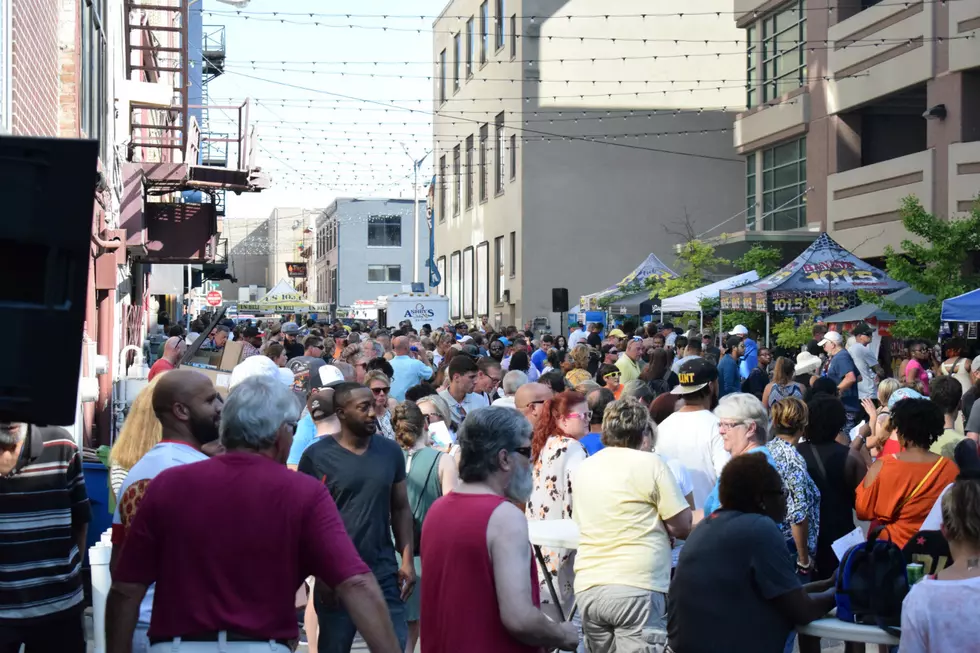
204,0,448,220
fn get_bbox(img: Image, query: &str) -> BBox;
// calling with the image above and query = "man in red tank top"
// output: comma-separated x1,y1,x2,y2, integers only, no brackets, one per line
420,406,578,653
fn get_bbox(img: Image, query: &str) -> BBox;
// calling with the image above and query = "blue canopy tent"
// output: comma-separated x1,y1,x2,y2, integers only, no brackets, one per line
719,233,906,345
941,289,980,322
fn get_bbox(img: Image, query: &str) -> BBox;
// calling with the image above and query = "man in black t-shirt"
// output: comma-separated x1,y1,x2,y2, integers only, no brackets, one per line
587,322,603,348
298,383,414,653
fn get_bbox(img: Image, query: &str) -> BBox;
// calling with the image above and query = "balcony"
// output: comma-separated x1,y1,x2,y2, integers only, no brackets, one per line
950,141,980,217
951,1,980,72
827,0,933,114
827,149,933,258
735,91,809,154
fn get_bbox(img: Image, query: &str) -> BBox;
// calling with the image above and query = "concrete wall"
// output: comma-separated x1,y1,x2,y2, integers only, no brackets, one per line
266,207,311,289
218,217,272,298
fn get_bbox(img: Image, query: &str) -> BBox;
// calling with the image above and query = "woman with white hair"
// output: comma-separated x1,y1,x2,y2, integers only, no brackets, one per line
492,370,528,409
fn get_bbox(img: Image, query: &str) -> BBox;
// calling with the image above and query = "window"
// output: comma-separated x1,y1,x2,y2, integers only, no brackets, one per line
495,0,505,51
746,153,757,230
494,236,505,303
466,18,475,78
465,135,474,208
761,1,806,102
81,0,108,158
453,33,461,92
494,112,505,194
509,133,517,180
439,49,447,104
367,215,401,247
368,264,401,282
329,268,338,302
450,251,461,319
476,242,489,316
463,247,474,318
746,26,757,108
438,155,447,222
437,256,447,296
510,15,517,59
509,231,516,276
453,145,461,216
479,124,489,202
479,2,489,64
760,137,806,231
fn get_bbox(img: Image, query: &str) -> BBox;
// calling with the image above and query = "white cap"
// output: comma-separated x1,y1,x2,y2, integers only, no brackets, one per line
230,355,285,389
728,324,749,336
817,331,843,347
318,364,345,387
277,367,296,387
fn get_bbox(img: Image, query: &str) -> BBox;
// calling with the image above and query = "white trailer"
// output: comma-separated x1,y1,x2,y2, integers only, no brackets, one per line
381,293,450,331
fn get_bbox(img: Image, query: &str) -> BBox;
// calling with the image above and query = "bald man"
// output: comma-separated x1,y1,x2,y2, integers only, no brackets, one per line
515,382,555,426
148,336,186,381
109,369,224,651
389,335,433,401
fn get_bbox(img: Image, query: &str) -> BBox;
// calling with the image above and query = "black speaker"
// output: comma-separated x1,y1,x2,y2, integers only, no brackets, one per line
0,136,99,426
552,288,569,313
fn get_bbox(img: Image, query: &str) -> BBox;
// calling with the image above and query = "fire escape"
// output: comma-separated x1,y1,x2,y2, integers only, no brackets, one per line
119,0,269,269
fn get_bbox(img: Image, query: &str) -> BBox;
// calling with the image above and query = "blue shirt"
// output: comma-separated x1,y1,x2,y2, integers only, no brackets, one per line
826,349,860,411
702,445,775,516
388,355,434,401
286,412,317,466
580,432,604,456
717,355,741,398
531,348,548,372
738,338,758,380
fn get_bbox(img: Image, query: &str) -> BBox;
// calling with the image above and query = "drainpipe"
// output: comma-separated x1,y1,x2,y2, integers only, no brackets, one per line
92,232,124,250
95,289,116,447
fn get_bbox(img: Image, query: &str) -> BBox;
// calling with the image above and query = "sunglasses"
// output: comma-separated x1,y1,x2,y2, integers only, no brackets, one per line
512,446,532,458
371,387,390,395
423,413,443,423
567,411,593,422
603,371,621,380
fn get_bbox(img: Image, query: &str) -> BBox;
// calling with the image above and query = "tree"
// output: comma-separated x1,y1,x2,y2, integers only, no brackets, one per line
646,239,729,299
862,197,980,340
734,244,783,279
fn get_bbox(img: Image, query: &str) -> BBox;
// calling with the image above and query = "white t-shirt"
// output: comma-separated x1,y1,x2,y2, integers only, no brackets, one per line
654,409,730,510
664,457,694,568
112,441,208,626
567,329,588,349
847,342,879,400
901,575,980,653
492,396,517,410
920,483,953,531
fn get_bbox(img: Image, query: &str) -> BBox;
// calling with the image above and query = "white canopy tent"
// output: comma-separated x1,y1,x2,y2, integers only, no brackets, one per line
659,271,760,332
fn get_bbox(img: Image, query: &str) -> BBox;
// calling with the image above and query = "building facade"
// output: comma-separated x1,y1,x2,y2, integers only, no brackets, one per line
315,198,429,315
729,0,980,260
431,0,747,331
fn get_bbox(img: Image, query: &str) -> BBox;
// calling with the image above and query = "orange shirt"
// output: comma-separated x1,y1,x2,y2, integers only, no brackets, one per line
856,455,959,548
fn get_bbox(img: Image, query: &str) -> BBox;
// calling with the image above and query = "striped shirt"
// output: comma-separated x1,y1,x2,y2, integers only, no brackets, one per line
0,426,91,623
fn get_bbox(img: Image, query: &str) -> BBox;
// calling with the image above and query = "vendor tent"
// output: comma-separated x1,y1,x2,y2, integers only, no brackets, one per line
720,233,906,315
941,288,980,322
661,271,760,313
238,279,330,313
581,253,676,311
823,287,933,325
606,291,659,316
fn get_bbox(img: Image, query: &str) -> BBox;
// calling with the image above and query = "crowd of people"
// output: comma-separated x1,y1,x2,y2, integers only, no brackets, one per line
5,314,980,653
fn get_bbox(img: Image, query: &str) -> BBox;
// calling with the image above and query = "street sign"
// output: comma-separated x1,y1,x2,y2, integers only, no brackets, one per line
206,290,223,307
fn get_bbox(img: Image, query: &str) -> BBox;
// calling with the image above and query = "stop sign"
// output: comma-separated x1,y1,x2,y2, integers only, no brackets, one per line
206,290,223,307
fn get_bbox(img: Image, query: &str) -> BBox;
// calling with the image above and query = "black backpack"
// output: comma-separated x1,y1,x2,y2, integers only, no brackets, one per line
835,526,909,635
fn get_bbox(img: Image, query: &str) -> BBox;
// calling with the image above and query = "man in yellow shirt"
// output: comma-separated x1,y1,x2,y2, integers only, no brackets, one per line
572,399,693,651
615,337,644,384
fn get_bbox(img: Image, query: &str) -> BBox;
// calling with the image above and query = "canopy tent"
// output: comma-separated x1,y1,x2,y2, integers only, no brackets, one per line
661,271,760,313
823,287,933,325
720,233,906,316
606,291,659,316
238,279,330,314
941,288,980,322
581,253,676,311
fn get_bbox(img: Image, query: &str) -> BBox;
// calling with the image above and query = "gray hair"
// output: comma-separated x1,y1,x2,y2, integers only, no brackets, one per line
214,325,231,334
601,398,654,449
417,393,452,426
620,379,654,405
220,376,301,451
714,392,769,444
0,423,28,447
502,370,529,396
457,406,531,483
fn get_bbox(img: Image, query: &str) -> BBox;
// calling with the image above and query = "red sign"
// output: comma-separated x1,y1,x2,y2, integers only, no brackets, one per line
206,290,223,307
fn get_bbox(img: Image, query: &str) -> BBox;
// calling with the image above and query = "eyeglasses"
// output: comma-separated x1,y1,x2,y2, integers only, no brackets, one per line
602,371,620,380
718,420,748,431
371,387,390,395
422,413,443,424
512,446,532,458
567,411,593,422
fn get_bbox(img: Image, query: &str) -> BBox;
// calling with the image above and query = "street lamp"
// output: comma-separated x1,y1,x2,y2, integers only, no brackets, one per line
400,143,430,285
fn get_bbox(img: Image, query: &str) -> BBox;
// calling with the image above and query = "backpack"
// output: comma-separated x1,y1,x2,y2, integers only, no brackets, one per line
835,526,909,635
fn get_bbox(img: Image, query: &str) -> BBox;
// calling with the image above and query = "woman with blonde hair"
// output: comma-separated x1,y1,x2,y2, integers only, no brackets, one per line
392,401,458,653
109,376,164,496
364,369,398,440
860,377,902,456
564,344,593,388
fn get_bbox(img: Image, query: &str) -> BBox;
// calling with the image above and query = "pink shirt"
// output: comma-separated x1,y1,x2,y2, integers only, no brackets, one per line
906,359,930,395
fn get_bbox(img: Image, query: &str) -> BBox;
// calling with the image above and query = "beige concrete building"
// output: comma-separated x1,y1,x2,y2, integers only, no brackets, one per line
431,0,747,330
726,0,980,261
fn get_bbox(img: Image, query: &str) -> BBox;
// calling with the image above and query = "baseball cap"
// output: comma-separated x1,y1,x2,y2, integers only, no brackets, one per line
318,364,346,388
851,323,874,337
608,328,627,339
601,344,618,356
282,323,300,335
497,336,512,347
307,387,336,422
230,355,292,389
729,324,749,336
888,387,924,408
817,331,843,347
242,326,260,338
671,358,719,395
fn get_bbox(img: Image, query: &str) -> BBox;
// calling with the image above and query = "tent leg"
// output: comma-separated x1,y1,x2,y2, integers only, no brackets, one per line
719,308,723,347
765,311,770,348
699,310,703,334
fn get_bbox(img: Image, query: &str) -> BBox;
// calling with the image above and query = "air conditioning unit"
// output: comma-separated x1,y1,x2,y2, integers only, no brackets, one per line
501,289,511,303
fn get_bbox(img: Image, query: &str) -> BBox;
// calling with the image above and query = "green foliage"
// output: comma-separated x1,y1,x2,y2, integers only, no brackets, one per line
772,315,816,349
647,240,729,300
864,196,980,340
733,244,783,279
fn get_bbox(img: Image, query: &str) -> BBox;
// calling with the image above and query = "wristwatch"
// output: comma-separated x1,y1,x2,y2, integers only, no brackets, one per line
796,558,814,572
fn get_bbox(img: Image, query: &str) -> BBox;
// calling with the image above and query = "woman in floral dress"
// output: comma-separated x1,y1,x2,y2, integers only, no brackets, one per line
526,390,589,618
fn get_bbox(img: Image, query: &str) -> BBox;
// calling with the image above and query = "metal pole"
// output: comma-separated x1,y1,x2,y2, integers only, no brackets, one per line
766,311,771,348
412,160,420,284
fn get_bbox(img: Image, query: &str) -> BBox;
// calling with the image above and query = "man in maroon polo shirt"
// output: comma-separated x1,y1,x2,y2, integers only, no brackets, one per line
106,375,401,653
